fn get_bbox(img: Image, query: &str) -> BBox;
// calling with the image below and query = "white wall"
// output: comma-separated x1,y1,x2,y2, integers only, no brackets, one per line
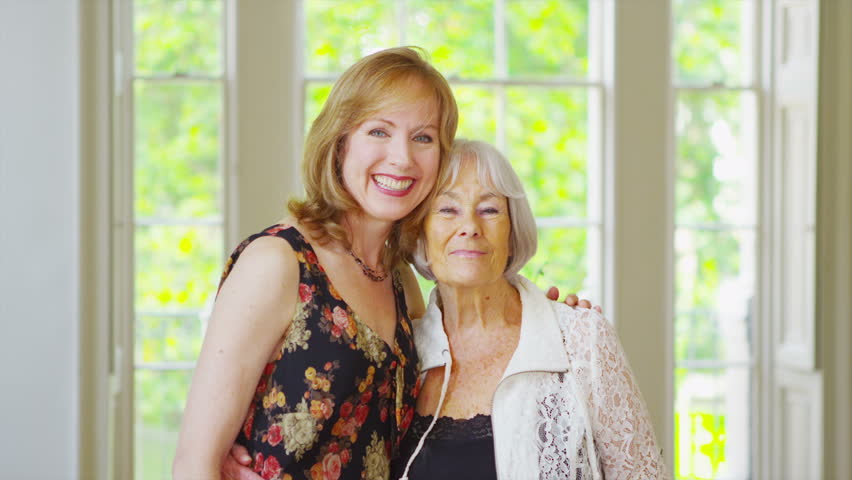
0,1,80,479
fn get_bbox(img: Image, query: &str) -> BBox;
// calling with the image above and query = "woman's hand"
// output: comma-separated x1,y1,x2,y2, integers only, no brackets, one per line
221,444,262,480
546,286,602,313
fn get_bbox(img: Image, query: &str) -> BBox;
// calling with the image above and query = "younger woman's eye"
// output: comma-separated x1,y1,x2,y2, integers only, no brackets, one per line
413,133,434,143
369,129,389,138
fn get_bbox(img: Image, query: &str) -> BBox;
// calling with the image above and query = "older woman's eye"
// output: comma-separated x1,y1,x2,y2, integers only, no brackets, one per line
369,129,389,138
479,207,501,215
437,206,458,215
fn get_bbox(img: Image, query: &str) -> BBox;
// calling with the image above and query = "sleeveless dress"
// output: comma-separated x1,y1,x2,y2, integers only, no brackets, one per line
220,224,421,480
392,413,497,480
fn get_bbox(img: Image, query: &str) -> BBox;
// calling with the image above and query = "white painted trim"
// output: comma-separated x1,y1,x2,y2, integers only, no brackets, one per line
111,0,135,478
605,0,673,474
78,2,113,479
756,1,775,477
817,0,852,477
231,0,302,239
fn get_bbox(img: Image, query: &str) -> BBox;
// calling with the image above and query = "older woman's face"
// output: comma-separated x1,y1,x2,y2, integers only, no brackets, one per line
424,158,512,288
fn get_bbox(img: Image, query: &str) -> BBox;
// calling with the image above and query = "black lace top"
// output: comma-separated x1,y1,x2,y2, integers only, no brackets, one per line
392,413,497,480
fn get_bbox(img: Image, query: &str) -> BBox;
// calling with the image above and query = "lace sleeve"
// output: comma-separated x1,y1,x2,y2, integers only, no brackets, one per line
560,306,669,480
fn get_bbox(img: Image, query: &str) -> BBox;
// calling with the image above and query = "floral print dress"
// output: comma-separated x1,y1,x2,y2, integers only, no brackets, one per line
221,225,420,480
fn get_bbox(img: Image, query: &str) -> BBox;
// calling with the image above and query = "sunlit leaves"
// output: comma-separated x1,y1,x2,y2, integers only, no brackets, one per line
507,0,589,78
135,82,221,219
673,0,750,85
521,227,589,296
506,88,587,219
406,0,495,79
135,370,192,479
305,0,397,75
134,0,221,75
135,225,222,311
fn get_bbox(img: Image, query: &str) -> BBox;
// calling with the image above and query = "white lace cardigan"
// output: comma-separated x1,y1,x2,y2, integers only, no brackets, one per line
399,275,669,480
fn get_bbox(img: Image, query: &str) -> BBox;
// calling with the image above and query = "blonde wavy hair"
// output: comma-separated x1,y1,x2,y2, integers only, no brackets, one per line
289,47,458,268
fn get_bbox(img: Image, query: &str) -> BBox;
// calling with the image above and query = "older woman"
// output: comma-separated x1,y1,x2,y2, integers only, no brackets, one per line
393,139,668,479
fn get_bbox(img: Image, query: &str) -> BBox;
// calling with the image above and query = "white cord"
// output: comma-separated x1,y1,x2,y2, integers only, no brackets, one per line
398,348,452,480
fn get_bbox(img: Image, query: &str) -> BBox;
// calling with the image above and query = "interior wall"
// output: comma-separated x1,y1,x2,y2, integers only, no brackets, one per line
0,1,80,479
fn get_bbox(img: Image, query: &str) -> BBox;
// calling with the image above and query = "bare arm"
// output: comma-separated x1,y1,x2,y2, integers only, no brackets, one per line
173,237,300,480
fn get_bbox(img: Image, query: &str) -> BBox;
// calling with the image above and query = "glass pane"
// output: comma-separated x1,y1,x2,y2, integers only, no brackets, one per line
407,0,495,79
675,91,756,226
521,227,589,296
135,224,223,311
304,82,334,136
135,369,193,480
675,228,754,363
135,82,222,219
134,0,221,75
304,0,397,75
674,367,751,479
453,85,497,144
505,87,587,218
506,0,589,78
135,314,205,364
672,0,753,85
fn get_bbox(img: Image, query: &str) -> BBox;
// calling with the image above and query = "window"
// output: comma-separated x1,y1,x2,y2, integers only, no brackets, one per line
103,1,825,478
303,0,603,302
671,1,758,478
122,1,227,478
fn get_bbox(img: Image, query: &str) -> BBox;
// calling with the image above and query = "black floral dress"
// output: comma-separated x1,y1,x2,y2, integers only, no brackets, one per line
221,224,421,480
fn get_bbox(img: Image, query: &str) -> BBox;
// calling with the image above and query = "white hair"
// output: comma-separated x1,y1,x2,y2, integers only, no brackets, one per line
412,138,538,281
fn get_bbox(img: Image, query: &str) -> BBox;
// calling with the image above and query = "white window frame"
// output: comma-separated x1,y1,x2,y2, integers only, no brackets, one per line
77,1,852,479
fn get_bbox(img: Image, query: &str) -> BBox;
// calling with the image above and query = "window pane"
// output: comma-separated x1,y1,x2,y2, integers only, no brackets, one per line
305,0,397,76
672,0,753,85
506,87,588,218
135,82,222,219
675,367,751,479
135,369,193,480
134,0,221,75
522,227,589,296
506,0,589,78
135,224,223,311
135,314,205,364
406,0,495,79
675,91,756,226
675,228,755,317
454,85,497,144
304,82,334,135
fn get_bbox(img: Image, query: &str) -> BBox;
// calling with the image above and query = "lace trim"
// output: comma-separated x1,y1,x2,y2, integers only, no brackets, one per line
408,413,493,441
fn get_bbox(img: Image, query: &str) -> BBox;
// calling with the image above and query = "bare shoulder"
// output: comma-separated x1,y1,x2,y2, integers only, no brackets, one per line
224,235,297,286
214,235,300,333
398,262,427,320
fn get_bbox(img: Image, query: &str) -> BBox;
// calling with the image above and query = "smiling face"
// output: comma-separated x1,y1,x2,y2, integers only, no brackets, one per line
424,157,512,289
340,85,441,225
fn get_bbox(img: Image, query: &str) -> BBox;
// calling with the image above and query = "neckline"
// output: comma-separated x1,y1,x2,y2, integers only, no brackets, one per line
289,226,406,356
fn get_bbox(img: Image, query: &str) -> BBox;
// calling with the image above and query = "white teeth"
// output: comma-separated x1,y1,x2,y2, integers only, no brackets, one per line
373,175,413,191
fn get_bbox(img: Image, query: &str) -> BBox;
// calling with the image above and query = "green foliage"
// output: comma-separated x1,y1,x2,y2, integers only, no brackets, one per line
673,0,748,85
506,0,588,78
135,82,221,219
134,0,221,75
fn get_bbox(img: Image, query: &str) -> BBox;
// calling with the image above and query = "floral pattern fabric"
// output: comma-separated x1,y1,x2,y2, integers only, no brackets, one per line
221,225,420,480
